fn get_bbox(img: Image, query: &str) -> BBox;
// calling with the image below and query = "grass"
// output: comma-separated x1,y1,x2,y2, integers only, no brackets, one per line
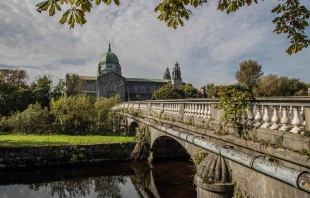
0,135,135,147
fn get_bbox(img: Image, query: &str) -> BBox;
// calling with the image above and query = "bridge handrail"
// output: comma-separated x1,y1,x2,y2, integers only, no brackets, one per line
115,97,310,135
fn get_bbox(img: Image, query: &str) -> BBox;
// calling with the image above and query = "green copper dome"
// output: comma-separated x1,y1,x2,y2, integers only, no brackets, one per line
100,43,119,64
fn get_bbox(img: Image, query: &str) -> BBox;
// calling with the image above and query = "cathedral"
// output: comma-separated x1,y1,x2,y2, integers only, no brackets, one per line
68,44,182,101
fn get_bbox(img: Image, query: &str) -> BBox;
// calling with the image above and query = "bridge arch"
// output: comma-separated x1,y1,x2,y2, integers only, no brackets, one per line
152,135,190,160
150,127,201,160
128,120,139,136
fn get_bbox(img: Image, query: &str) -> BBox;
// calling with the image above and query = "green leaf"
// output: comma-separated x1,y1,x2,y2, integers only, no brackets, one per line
114,0,120,6
103,0,112,5
59,9,71,24
95,0,101,5
55,2,61,11
49,2,55,16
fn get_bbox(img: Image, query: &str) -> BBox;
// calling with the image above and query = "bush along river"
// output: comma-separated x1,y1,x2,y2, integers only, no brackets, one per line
0,160,196,198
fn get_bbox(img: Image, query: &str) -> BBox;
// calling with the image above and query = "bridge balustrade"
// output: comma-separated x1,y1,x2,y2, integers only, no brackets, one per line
116,97,310,135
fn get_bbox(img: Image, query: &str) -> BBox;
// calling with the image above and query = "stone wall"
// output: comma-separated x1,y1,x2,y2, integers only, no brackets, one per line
97,72,126,100
228,159,309,198
0,142,136,168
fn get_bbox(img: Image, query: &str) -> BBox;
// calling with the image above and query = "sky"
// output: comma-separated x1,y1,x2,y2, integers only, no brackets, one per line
0,0,309,88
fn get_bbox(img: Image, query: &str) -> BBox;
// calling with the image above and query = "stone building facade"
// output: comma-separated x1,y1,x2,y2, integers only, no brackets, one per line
68,44,182,101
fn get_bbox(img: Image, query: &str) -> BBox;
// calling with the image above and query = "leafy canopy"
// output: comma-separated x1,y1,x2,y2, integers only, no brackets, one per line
153,83,198,99
253,74,309,96
35,0,310,55
235,60,263,90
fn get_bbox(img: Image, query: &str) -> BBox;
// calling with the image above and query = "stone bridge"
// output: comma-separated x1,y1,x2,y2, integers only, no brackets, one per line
116,98,310,198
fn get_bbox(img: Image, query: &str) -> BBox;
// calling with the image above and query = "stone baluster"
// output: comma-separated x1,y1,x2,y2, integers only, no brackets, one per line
207,104,211,119
197,104,202,118
279,106,290,131
192,104,196,117
189,104,193,117
261,105,271,128
301,106,306,128
193,104,196,117
193,104,197,117
195,104,199,117
174,104,176,115
270,106,280,130
196,104,200,118
200,104,204,118
290,106,302,133
197,104,201,118
175,104,178,115
186,104,189,116
203,104,208,119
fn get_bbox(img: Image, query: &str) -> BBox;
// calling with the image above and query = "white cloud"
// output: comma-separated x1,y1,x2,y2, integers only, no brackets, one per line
0,0,309,88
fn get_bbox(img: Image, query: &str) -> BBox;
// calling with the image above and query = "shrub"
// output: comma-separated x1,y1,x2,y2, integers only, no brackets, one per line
0,103,53,134
50,94,96,134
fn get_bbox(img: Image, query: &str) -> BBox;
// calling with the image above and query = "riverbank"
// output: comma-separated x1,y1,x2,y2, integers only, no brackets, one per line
0,141,137,168
0,135,135,147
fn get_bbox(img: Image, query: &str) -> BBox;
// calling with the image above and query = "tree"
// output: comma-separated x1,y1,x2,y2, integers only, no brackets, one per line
153,84,182,99
1,103,53,134
204,83,215,98
31,75,53,108
35,0,310,55
65,74,85,97
253,74,287,97
50,94,95,134
235,60,263,90
0,69,28,86
253,75,308,97
52,79,66,99
0,69,33,116
94,95,122,134
285,78,308,96
178,83,198,98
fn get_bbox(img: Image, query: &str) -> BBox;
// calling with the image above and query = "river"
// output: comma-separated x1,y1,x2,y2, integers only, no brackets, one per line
0,160,197,198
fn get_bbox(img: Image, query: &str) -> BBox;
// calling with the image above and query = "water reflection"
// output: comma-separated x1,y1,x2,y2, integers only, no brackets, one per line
0,160,196,198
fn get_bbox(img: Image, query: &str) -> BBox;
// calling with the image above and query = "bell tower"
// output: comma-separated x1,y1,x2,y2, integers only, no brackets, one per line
171,61,182,88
